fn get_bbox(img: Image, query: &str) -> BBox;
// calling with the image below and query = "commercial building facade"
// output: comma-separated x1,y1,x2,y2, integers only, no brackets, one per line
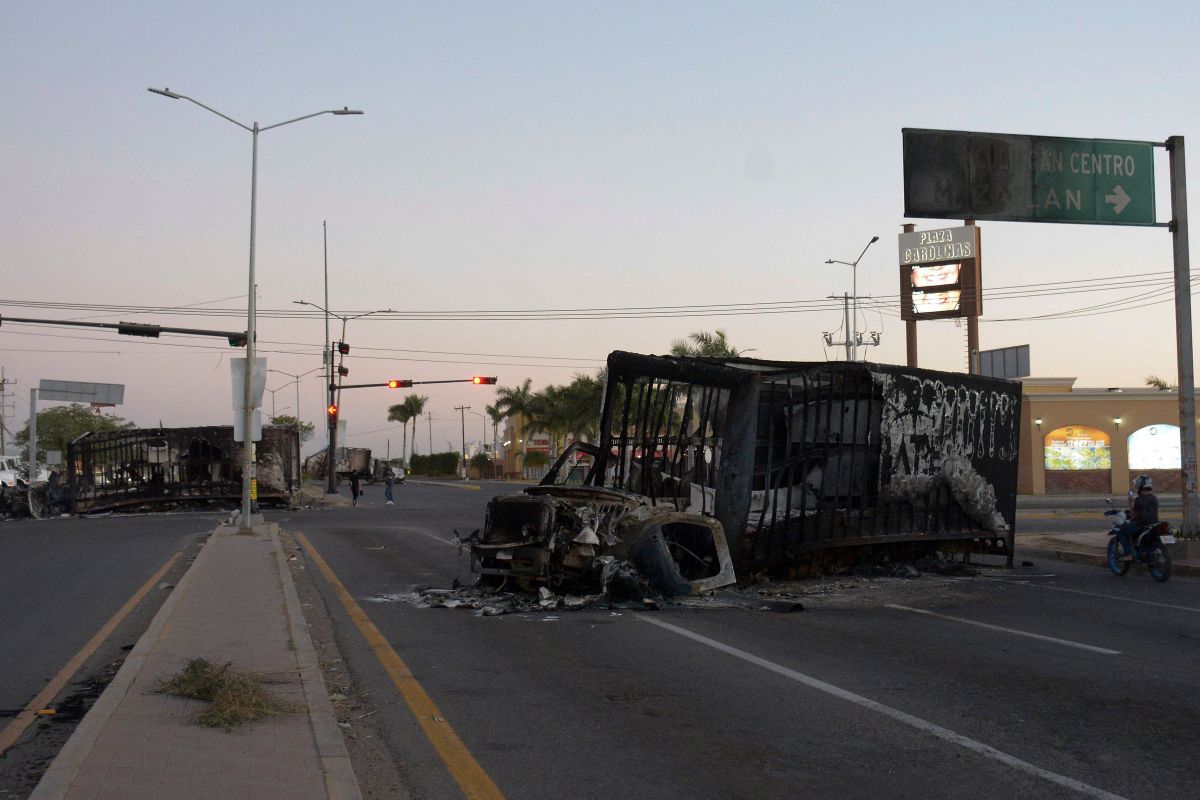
1019,378,1188,495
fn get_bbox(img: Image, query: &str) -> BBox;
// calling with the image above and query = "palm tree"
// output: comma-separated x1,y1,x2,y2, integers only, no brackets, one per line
402,394,429,462
485,404,504,454
670,328,743,358
387,404,411,465
495,378,535,475
561,374,603,444
524,385,571,459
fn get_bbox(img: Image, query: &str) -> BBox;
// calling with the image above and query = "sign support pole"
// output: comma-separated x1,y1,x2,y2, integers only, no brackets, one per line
1168,136,1199,536
901,224,918,367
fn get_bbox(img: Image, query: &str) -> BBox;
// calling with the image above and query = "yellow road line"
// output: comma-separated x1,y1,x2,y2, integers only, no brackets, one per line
0,551,181,755
295,531,504,800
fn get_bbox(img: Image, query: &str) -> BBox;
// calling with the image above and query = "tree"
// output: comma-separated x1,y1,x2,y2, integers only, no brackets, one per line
15,404,134,462
523,374,604,458
270,414,315,442
1145,375,1173,391
401,394,428,463
387,404,412,464
670,328,743,358
561,374,602,444
495,378,536,473
485,404,504,453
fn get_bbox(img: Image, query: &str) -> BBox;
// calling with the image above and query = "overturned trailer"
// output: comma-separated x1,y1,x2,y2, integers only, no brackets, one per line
471,351,1020,597
67,425,301,514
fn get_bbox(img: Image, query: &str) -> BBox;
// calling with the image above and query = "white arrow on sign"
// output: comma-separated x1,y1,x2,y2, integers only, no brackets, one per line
1105,184,1132,215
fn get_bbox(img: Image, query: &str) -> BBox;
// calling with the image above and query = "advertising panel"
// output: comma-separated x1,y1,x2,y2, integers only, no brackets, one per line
898,225,981,321
1044,425,1111,471
1128,424,1181,470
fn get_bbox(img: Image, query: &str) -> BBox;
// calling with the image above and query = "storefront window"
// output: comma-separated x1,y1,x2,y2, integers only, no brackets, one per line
1128,424,1181,470
1044,425,1111,471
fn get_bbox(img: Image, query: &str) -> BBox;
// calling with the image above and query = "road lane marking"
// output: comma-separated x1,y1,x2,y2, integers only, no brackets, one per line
983,580,1200,614
408,480,481,491
295,531,504,800
0,550,181,756
399,526,460,548
885,604,1121,655
638,615,1127,800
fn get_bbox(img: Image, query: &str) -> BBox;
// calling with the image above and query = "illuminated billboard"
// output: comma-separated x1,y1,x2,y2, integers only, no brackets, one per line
1044,425,1111,471
1128,424,1181,470
912,290,962,315
898,225,982,321
911,263,961,288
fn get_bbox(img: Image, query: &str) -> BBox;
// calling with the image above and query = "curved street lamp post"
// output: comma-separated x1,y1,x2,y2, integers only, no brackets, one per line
149,87,361,531
825,235,879,361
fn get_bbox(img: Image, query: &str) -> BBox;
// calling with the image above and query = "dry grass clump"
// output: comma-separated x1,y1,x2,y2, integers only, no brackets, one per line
158,658,298,730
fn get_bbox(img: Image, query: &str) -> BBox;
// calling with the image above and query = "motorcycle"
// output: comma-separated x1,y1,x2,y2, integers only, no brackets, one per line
1104,502,1174,582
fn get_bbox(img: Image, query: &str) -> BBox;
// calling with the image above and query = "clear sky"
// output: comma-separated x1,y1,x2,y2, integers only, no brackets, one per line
3,1,1198,457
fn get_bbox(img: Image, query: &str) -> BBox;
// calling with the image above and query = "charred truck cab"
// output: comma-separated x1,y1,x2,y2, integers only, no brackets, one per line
472,351,1021,597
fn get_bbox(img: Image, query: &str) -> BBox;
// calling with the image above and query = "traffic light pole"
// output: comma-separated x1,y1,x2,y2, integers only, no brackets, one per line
325,376,496,489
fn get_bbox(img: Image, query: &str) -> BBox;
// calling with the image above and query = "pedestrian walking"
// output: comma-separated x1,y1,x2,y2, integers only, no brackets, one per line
384,470,395,505
350,473,362,506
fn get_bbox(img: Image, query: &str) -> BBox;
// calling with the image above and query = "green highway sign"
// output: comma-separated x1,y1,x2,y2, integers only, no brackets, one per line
903,128,1157,226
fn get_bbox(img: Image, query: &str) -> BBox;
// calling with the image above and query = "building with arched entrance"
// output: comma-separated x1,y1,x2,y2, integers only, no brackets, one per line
1018,377,1190,494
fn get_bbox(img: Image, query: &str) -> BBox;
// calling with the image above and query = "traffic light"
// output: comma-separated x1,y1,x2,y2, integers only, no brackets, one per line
337,365,350,377
387,379,413,389
326,404,338,423
472,376,498,385
337,342,350,355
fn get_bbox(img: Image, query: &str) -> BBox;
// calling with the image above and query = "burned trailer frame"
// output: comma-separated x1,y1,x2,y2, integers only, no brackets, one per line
66,425,301,514
590,351,1021,572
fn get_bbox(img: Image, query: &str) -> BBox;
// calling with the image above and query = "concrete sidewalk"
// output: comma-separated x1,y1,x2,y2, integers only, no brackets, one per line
31,524,359,800
1017,530,1200,576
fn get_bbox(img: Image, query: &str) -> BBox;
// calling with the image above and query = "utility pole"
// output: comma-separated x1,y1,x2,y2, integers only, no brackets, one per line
1168,135,1199,536
426,412,433,456
823,293,853,360
455,406,470,479
0,369,14,453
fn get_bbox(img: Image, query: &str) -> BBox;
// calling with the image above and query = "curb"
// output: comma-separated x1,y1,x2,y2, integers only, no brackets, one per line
1020,546,1200,577
269,524,362,800
30,530,219,799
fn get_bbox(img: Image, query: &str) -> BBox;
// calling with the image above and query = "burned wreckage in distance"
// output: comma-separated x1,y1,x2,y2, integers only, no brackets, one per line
470,351,1021,598
60,425,302,514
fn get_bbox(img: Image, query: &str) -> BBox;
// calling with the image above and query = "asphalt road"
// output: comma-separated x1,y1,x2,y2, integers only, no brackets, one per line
279,482,1200,800
0,513,215,717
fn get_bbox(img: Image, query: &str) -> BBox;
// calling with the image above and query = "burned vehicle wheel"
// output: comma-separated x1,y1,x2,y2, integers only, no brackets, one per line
631,522,728,598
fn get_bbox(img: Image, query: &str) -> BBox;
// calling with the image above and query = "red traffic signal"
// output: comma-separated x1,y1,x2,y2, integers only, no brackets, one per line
337,342,350,355
472,376,498,385
387,379,413,389
326,404,338,418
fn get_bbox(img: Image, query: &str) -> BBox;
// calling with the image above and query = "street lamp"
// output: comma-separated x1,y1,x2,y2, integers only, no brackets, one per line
293,301,394,494
825,235,879,361
267,367,323,430
149,87,362,531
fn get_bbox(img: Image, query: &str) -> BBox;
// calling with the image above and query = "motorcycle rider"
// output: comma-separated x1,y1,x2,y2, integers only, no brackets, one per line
1117,475,1159,562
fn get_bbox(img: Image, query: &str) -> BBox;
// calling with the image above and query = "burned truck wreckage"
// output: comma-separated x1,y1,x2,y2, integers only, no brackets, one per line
61,425,301,515
470,351,1020,599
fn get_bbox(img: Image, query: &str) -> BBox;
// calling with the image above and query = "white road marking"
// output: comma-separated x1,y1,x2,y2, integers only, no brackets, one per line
638,615,1127,800
398,526,460,548
886,604,1121,655
984,580,1200,614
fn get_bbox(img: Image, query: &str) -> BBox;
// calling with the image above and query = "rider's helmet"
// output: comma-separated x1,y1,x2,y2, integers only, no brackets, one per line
1133,474,1154,492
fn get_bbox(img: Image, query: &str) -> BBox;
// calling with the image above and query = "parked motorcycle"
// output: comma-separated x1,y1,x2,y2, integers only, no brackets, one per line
1104,502,1174,582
